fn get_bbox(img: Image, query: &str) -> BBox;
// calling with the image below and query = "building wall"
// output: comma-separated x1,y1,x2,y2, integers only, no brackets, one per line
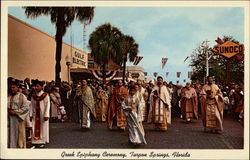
8,15,88,82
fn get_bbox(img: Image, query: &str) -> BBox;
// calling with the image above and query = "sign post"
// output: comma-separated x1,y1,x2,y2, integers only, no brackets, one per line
226,58,231,84
211,39,244,84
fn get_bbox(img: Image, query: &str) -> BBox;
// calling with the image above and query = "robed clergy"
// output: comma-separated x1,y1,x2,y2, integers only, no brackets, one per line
95,86,109,122
148,76,171,131
135,80,148,122
201,76,224,133
30,81,50,146
8,82,30,148
78,80,96,128
107,80,128,130
180,82,198,122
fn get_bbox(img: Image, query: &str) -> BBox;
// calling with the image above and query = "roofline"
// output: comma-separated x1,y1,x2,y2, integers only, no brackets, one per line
8,14,86,53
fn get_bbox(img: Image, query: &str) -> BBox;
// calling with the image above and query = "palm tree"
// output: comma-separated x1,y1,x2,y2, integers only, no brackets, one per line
117,35,139,83
88,23,122,85
24,7,94,85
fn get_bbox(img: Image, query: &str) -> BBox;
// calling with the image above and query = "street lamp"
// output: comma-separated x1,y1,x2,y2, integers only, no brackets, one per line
65,55,71,83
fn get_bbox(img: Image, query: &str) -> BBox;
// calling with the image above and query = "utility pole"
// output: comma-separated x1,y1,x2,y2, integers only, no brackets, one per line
203,40,213,77
83,22,87,51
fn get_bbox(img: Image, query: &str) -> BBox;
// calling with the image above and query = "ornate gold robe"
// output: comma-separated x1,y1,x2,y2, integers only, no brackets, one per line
107,86,128,129
201,84,223,131
180,87,198,120
95,89,108,122
79,86,96,128
148,85,171,131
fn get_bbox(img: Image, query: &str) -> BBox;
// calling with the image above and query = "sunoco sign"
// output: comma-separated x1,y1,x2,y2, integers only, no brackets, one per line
211,41,244,58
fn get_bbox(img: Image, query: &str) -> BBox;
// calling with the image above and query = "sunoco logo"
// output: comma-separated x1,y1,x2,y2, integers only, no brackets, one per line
211,41,244,58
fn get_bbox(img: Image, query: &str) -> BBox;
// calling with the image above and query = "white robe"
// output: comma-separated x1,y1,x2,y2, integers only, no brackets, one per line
8,92,30,148
122,95,147,144
30,91,50,144
136,87,146,122
148,85,171,124
167,87,173,107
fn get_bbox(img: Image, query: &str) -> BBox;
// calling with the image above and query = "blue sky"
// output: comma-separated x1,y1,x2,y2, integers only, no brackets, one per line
8,7,244,84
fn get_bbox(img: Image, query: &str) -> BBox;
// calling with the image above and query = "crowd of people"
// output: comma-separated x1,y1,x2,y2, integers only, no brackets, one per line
7,76,244,148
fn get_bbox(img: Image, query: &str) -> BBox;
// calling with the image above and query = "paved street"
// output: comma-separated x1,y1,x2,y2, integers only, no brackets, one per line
46,116,243,149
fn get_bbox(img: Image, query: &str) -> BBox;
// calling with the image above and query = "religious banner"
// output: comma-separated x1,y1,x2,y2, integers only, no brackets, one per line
153,72,158,77
188,71,193,79
162,58,168,69
166,72,169,77
177,72,181,78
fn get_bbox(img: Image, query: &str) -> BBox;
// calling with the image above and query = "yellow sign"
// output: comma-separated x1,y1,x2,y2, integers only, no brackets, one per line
71,51,88,69
212,41,244,58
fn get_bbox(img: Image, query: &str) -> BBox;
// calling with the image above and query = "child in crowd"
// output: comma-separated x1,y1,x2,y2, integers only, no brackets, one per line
122,86,147,145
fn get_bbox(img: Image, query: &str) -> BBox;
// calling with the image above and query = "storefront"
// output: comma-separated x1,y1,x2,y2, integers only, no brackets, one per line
8,14,88,82
8,14,143,84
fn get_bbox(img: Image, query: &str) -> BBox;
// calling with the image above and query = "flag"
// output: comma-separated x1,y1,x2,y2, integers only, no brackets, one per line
215,37,224,45
236,54,244,61
153,72,158,77
177,72,181,78
184,56,189,62
188,71,193,79
133,56,143,65
166,72,169,77
162,58,168,69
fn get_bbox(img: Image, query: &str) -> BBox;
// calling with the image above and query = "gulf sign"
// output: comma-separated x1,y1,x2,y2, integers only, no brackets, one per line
211,41,244,58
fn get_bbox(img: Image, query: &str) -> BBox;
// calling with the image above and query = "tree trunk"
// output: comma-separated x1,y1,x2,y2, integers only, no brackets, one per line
122,57,127,84
102,63,106,86
55,8,64,86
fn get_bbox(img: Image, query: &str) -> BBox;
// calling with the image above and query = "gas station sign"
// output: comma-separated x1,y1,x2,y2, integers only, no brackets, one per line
211,41,244,58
